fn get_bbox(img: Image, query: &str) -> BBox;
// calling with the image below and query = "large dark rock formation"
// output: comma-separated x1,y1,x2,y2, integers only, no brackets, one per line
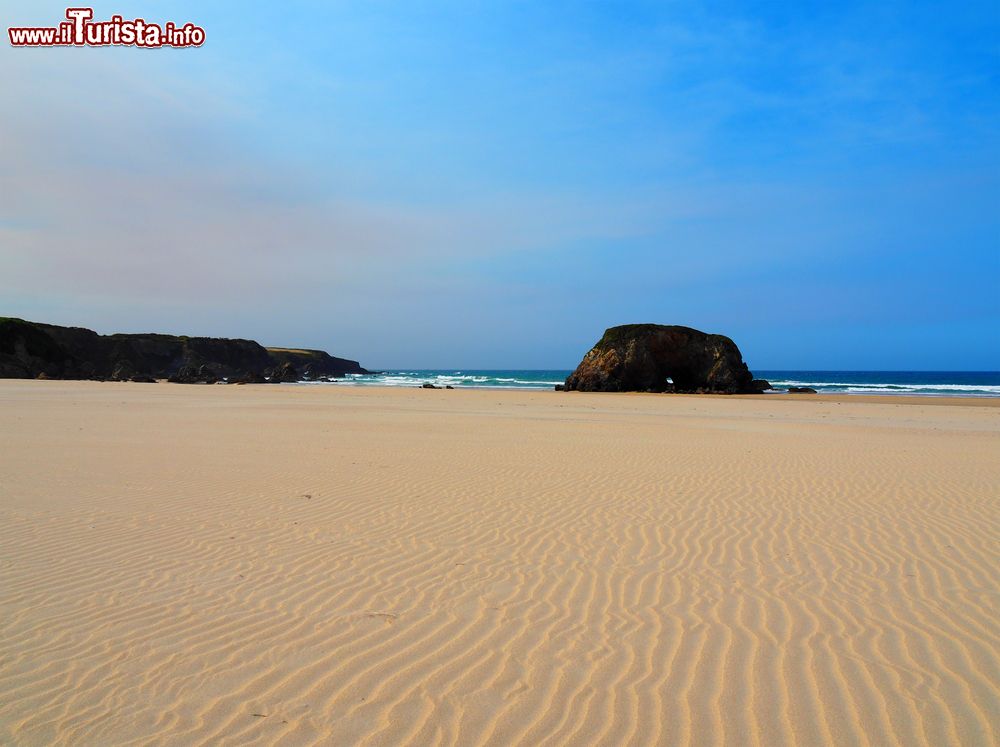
563,324,758,394
0,317,368,383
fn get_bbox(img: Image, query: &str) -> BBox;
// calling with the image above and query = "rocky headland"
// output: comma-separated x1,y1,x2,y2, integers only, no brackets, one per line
0,317,368,383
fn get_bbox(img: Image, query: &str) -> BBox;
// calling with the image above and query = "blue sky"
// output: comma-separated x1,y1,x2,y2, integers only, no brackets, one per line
2,1,998,369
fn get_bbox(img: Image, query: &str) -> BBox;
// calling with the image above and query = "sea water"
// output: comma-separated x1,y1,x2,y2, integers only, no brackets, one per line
310,370,1000,397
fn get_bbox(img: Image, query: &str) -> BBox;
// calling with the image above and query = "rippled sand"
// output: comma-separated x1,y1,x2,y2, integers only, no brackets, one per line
1,381,998,746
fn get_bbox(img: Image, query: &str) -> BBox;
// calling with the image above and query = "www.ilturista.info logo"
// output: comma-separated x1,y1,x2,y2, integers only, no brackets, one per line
8,7,205,48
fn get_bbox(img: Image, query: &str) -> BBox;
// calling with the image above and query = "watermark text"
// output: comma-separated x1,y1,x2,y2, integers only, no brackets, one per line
9,7,205,48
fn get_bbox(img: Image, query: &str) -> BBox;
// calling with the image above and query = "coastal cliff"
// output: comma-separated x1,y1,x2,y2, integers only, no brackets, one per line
0,317,368,382
563,324,767,394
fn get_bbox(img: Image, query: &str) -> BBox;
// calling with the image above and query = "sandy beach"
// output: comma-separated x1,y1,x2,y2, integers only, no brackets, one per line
0,381,997,746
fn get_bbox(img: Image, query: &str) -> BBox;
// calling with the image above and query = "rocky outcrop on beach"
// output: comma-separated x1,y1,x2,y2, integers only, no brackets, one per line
563,324,759,394
0,317,368,383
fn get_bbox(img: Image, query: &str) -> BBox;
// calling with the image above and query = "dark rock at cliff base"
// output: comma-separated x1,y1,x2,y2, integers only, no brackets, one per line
750,379,772,393
267,362,299,383
111,361,137,382
168,364,219,384
229,372,267,385
0,317,369,383
167,366,197,384
199,365,220,384
787,386,817,394
554,384,565,391
563,324,757,394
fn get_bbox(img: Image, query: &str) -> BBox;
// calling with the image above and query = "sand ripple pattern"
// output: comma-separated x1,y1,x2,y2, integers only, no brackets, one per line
1,383,998,746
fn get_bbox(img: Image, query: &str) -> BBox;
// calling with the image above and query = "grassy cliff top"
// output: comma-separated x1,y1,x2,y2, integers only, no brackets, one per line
266,347,325,357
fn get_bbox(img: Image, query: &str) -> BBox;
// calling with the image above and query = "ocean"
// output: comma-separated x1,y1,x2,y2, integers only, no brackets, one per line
310,370,1000,397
